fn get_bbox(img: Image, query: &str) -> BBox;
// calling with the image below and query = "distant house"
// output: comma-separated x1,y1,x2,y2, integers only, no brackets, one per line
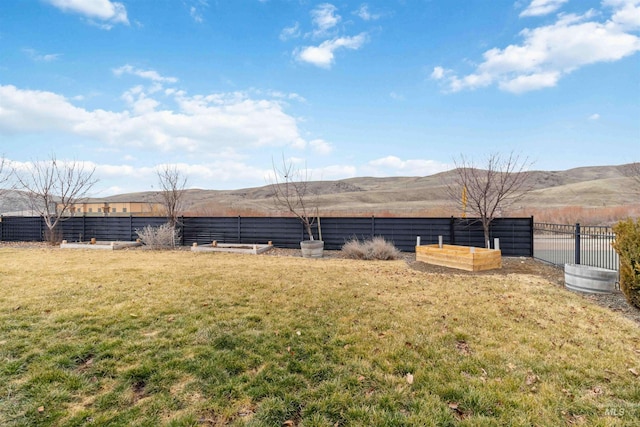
66,201,164,216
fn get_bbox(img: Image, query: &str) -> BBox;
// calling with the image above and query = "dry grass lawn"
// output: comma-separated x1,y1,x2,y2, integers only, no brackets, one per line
1,247,639,426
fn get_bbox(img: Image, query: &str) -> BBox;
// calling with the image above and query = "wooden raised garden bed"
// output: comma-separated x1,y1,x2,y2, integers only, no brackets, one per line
415,244,502,272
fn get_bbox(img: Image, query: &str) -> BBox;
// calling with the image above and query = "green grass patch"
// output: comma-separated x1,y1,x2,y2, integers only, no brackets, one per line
0,248,638,426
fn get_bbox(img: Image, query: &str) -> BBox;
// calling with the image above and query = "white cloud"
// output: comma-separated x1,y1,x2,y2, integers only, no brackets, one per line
430,66,446,80
90,154,277,194
0,84,307,154
121,86,160,115
311,3,341,38
498,71,560,93
188,0,209,23
520,0,569,17
45,0,129,28
355,4,381,21
280,22,301,41
434,1,640,93
288,3,373,68
589,113,601,120
309,139,333,155
190,7,203,23
606,0,640,30
297,33,368,68
22,48,61,62
113,65,178,83
363,156,450,177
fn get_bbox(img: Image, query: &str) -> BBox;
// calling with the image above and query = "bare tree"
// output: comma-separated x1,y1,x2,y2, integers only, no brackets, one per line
14,155,97,242
444,152,533,248
270,156,319,241
156,164,188,227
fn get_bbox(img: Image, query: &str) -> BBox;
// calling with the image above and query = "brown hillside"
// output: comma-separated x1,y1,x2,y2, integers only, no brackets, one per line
111,164,640,220
4,163,636,224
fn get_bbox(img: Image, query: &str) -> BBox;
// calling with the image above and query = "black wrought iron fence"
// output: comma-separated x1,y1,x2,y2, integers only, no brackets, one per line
534,222,618,271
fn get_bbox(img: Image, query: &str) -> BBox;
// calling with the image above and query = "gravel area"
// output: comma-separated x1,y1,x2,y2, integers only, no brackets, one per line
2,242,638,325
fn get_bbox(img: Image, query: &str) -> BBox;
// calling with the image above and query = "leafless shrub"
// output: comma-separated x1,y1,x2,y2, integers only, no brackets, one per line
136,223,180,250
342,239,366,259
341,237,401,260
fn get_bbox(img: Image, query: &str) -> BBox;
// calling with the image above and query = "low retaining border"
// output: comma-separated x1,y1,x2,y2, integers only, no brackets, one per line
60,241,143,250
191,242,274,255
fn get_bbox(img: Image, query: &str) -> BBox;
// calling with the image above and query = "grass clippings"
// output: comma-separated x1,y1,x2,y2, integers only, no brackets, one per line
0,248,638,426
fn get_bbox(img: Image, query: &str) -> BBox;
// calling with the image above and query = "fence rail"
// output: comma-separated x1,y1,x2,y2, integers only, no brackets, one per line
0,215,534,257
534,222,618,271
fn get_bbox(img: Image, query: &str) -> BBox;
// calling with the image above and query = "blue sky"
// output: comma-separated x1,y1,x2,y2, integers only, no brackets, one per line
1,0,639,196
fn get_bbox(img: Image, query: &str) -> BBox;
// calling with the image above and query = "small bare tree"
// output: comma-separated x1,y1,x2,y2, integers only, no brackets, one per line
156,164,188,228
270,156,319,241
14,155,97,243
444,152,533,248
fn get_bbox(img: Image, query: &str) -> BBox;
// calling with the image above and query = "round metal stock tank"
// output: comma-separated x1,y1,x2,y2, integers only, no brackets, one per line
564,263,618,294
300,240,324,258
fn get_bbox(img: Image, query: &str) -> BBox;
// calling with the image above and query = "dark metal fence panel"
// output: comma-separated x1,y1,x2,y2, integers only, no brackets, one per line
534,223,618,271
181,217,303,247
239,217,302,248
490,217,534,257
0,216,534,257
58,216,133,242
452,218,486,248
0,216,42,241
320,217,378,250
59,217,85,242
182,217,241,245
374,217,451,252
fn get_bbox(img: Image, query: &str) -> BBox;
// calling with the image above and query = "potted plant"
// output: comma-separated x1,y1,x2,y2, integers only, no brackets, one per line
271,156,323,258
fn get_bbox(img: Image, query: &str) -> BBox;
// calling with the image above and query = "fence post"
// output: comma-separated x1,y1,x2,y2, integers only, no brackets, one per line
529,216,534,257
575,223,581,265
237,216,241,243
371,215,375,237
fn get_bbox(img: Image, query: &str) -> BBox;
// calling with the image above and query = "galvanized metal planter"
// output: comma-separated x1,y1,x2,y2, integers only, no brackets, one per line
564,263,618,294
300,240,324,258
